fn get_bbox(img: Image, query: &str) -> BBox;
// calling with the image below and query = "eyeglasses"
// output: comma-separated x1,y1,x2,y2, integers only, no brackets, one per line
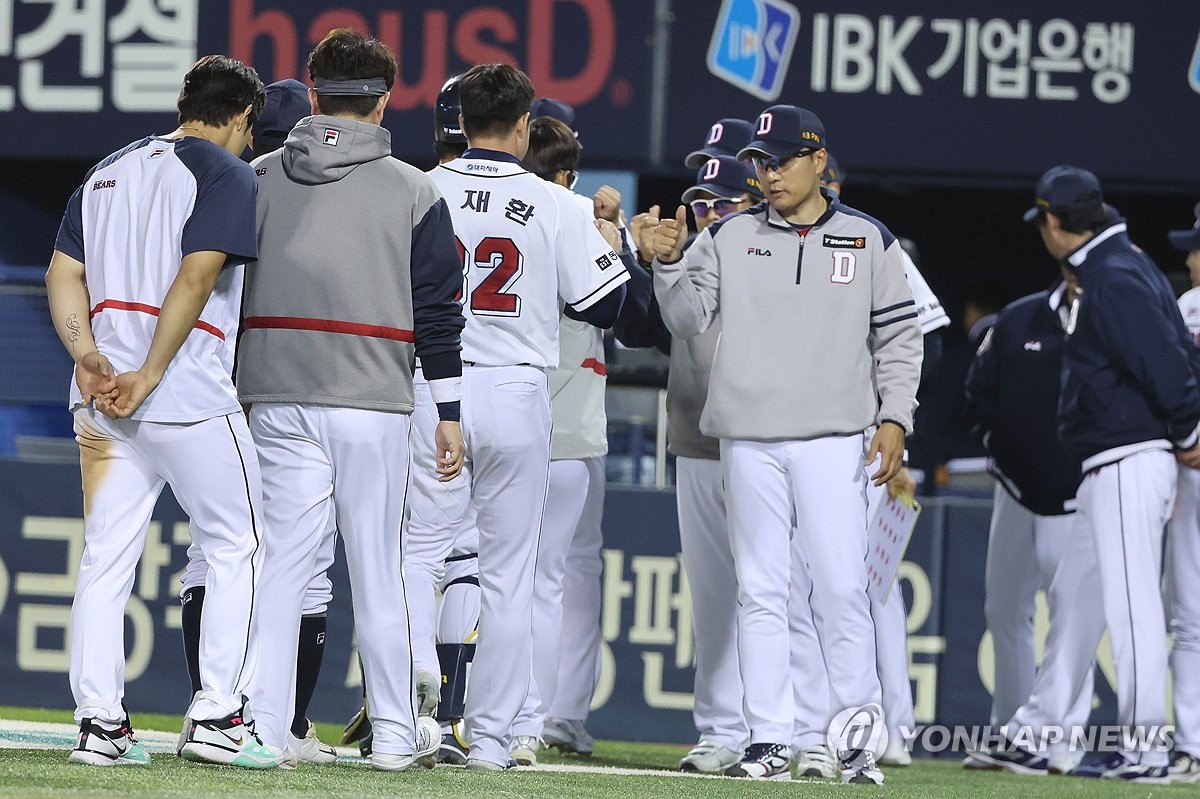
564,169,579,190
751,150,817,174
689,196,745,218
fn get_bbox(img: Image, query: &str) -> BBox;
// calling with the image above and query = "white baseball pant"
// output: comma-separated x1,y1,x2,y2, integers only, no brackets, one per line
247,403,417,756
722,435,881,746
1011,449,1173,767
674,455,748,751
548,456,607,723
403,370,477,678
70,407,264,724
1169,465,1200,759
513,458,591,738
431,365,551,766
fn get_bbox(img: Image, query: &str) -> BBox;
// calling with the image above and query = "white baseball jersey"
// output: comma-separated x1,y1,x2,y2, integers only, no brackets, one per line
900,250,950,335
430,151,629,368
55,136,256,422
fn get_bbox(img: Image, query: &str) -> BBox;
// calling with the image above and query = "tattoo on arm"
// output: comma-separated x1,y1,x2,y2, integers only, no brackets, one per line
66,314,81,351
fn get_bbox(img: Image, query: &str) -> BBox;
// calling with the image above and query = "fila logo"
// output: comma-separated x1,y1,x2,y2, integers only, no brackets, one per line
1024,340,1043,351
822,235,866,249
316,632,326,645
91,179,116,190
147,148,165,159
702,158,721,180
747,247,772,256
757,112,773,136
706,122,723,145
323,129,340,146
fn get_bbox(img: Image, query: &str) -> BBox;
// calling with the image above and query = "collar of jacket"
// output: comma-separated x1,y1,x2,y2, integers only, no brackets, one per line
762,186,841,230
1064,221,1128,269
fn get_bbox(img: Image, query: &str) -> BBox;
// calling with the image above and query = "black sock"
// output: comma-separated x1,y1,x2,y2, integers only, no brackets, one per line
180,586,205,696
291,614,327,738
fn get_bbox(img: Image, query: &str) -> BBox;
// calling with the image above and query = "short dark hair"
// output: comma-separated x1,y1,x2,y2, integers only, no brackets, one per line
1038,205,1109,235
435,140,467,162
308,28,397,117
458,64,534,140
177,55,265,129
524,117,580,180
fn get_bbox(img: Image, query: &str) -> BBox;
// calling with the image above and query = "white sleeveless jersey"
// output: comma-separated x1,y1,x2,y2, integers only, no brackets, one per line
1179,286,1200,345
55,136,257,422
430,150,629,368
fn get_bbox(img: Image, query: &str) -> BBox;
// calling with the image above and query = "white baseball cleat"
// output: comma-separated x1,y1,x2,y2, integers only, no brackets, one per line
179,709,281,769
1171,751,1200,783
542,717,595,756
414,716,441,768
795,745,838,778
510,735,540,766
725,743,792,780
68,718,151,766
289,720,337,765
841,749,885,784
679,740,741,773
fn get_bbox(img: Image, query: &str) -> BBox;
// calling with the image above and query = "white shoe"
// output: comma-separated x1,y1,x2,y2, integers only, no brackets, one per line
542,717,595,756
415,670,440,717
795,745,838,778
1171,752,1200,783
68,718,151,766
880,738,912,767
466,757,513,771
371,752,419,771
679,740,741,773
179,707,281,769
289,720,336,765
511,735,539,766
841,749,885,784
415,716,440,768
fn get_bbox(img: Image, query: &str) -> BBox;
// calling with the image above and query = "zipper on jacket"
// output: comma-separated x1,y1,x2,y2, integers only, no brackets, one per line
793,226,812,284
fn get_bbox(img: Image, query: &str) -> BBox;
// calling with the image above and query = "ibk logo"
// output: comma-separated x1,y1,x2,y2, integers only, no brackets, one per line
1190,29,1200,94
707,0,800,101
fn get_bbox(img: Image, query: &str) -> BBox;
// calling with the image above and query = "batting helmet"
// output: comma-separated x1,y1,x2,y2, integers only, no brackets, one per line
435,74,467,145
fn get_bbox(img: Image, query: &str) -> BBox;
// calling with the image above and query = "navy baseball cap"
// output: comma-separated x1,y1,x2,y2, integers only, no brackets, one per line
821,152,844,186
681,156,764,203
1169,202,1200,252
252,79,310,154
737,105,826,161
1023,165,1104,222
684,118,755,169
530,97,576,133
435,74,466,144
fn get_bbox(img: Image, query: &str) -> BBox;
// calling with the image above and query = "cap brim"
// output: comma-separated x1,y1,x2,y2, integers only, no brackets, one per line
1169,229,1200,252
681,182,745,203
684,149,714,169
736,142,793,161
1022,206,1040,223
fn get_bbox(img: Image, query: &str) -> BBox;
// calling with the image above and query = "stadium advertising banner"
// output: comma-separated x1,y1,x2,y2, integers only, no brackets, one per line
0,1,1194,184
0,459,1122,748
669,0,1200,185
0,0,653,163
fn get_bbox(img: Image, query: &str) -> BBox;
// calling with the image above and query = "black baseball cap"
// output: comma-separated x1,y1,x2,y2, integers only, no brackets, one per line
530,97,576,133
1170,202,1200,252
821,152,844,186
1023,165,1104,222
684,118,755,169
252,79,310,154
435,74,466,144
737,105,826,161
681,156,764,203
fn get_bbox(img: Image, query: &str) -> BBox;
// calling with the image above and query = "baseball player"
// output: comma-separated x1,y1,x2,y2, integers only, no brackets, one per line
177,77,337,766
652,104,922,784
46,55,278,768
963,277,1097,775
237,28,463,771
683,117,756,169
508,116,624,766
620,150,762,775
1167,206,1200,783
974,167,1200,783
426,63,629,771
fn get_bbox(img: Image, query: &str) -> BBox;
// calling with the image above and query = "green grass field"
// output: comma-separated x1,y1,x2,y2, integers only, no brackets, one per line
0,706,1189,798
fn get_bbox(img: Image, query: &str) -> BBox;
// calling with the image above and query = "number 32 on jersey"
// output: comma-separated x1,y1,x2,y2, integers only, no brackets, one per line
456,235,524,317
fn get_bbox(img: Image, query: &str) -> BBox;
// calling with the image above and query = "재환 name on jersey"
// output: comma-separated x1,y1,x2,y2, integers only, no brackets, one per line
822,235,866,248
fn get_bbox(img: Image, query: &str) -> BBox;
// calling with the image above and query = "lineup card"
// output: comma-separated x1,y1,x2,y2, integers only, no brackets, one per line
866,493,922,605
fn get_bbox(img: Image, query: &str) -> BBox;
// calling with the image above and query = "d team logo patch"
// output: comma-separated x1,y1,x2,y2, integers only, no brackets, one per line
823,234,866,249
322,129,340,146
